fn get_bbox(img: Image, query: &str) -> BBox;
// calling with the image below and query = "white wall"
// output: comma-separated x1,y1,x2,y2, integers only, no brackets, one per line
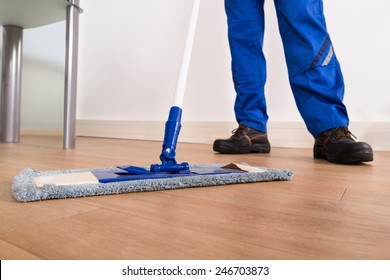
77,0,235,122
77,0,390,124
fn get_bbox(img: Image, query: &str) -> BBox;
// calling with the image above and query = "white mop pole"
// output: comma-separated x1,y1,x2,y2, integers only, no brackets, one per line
153,0,201,172
172,0,201,108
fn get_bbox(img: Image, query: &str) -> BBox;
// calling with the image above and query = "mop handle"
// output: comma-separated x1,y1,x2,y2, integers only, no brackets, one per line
172,0,201,108
154,0,201,172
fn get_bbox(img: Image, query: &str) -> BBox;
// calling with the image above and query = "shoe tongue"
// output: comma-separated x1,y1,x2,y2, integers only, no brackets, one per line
237,125,250,134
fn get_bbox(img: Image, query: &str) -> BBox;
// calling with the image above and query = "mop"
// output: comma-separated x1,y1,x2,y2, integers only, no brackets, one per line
12,0,293,202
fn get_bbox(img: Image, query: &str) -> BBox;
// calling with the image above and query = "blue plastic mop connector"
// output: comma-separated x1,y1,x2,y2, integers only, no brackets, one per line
150,106,190,173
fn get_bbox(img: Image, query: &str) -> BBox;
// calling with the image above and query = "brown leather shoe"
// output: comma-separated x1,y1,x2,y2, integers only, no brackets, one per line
314,127,373,163
213,124,271,154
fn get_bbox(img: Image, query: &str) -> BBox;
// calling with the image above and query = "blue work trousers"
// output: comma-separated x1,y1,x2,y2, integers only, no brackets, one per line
225,0,349,137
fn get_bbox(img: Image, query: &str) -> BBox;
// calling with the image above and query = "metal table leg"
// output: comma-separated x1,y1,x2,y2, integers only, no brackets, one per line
63,0,81,149
0,25,23,143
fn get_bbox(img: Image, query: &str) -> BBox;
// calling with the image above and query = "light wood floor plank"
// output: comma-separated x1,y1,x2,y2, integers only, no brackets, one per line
0,239,42,260
0,208,296,260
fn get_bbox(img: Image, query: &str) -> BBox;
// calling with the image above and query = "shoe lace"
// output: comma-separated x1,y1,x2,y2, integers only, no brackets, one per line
231,124,248,136
328,127,356,141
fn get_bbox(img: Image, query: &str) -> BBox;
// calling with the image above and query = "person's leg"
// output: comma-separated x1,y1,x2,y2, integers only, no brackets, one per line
274,0,372,163
274,0,348,137
213,0,271,154
225,0,268,133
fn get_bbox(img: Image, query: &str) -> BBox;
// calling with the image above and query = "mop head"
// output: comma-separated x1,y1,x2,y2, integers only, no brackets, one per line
12,163,293,202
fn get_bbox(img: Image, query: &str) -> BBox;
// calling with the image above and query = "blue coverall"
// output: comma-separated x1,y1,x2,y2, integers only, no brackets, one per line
225,0,349,137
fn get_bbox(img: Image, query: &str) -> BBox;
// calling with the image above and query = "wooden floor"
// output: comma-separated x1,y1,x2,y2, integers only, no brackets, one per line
0,135,389,260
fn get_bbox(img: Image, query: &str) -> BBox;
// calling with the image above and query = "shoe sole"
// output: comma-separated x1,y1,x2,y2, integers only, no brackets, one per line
314,147,374,164
213,143,271,154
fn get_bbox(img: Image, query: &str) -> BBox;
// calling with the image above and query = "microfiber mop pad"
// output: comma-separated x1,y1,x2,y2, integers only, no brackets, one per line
12,163,293,202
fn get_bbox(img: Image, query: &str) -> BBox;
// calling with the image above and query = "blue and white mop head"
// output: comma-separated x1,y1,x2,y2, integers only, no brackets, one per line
12,163,293,202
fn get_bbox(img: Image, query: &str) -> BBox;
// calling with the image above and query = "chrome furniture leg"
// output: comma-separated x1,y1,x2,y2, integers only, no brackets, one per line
0,25,23,143
63,0,81,149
